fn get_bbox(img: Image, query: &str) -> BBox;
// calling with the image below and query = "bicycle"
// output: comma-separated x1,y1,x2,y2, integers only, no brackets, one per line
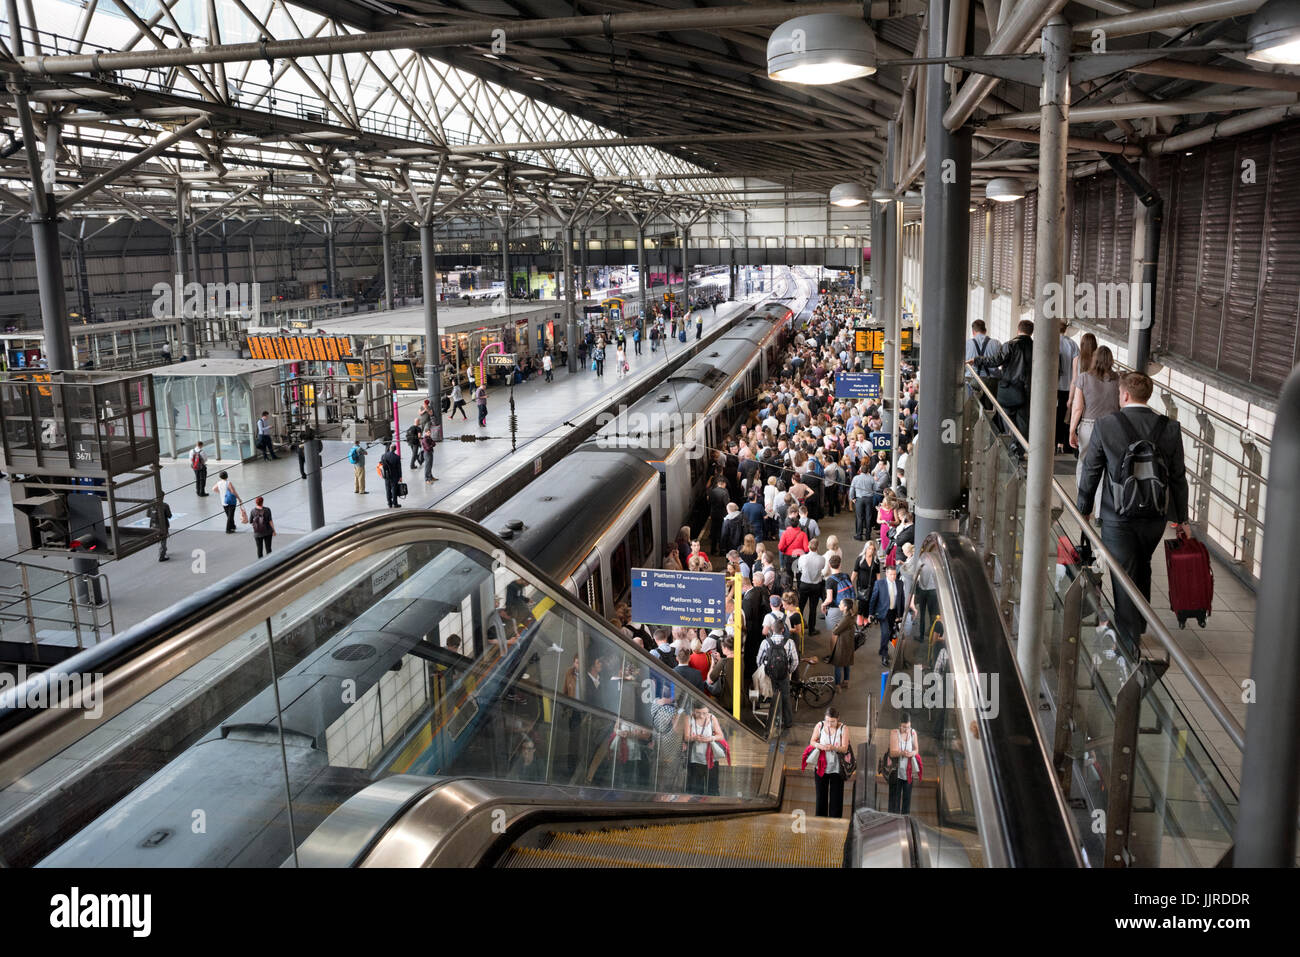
790,657,836,712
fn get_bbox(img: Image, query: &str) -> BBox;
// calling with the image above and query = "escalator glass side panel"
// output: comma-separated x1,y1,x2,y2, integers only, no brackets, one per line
876,534,1081,868
13,514,768,867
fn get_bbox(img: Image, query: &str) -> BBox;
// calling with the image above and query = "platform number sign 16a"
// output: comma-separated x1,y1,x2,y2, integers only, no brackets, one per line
870,431,892,452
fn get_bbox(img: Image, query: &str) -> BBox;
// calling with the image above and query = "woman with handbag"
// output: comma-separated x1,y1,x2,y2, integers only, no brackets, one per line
805,706,852,818
888,713,923,814
211,471,241,533
852,539,880,618
683,701,727,795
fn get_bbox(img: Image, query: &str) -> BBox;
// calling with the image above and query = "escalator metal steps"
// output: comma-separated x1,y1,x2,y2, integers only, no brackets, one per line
497,813,849,868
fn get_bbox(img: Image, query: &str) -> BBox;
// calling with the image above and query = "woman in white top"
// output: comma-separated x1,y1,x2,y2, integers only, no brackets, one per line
822,534,843,572
809,706,851,818
616,345,627,377
763,476,780,514
210,471,240,533
683,702,723,795
888,713,921,814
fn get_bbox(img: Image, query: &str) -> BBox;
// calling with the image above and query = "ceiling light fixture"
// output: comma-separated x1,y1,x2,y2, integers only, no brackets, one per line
767,14,877,85
829,182,869,207
1247,0,1300,64
985,177,1026,203
871,187,895,205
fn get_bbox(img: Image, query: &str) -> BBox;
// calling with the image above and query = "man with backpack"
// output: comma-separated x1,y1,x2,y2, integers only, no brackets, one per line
406,423,423,469
1077,371,1190,643
757,615,799,731
349,440,368,494
969,318,1034,445
190,441,208,497
821,554,855,628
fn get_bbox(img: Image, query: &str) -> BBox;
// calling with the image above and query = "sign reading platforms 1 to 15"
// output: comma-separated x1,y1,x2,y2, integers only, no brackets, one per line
834,372,881,400
631,568,727,629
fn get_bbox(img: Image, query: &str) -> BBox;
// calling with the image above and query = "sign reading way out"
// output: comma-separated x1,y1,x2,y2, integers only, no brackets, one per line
631,568,727,629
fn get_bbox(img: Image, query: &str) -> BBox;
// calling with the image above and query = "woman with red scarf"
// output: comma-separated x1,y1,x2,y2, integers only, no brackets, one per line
683,702,729,795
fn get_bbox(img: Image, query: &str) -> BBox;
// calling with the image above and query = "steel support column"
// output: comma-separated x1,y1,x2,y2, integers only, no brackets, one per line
680,227,690,313
325,217,337,297
915,0,973,542
31,215,72,371
419,223,443,441
881,122,899,461
1016,15,1070,693
637,226,648,320
1010,196,1025,322
381,214,393,310
564,226,578,374
501,214,510,297
174,184,194,359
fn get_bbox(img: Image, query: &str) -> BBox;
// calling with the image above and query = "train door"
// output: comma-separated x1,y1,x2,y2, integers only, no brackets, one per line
572,550,605,619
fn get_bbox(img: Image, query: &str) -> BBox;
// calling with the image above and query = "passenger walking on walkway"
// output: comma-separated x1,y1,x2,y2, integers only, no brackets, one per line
256,411,278,460
422,427,437,484
212,471,241,533
191,441,209,497
807,707,851,818
1069,345,1120,501
757,618,798,731
380,442,403,508
475,383,488,427
867,565,904,668
969,318,1034,445
147,499,171,562
1076,371,1190,642
543,351,553,382
828,599,856,690
349,440,368,493
616,344,627,379
450,381,468,420
887,713,921,814
632,325,642,355
848,463,874,542
1057,320,1080,453
592,343,606,378
250,496,275,558
406,423,423,469
695,312,703,340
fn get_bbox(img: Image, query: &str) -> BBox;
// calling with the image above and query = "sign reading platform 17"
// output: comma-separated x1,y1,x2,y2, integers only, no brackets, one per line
630,568,727,629
834,372,881,400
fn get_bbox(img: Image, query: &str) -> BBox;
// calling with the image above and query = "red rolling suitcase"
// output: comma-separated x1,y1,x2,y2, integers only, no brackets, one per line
1164,530,1213,629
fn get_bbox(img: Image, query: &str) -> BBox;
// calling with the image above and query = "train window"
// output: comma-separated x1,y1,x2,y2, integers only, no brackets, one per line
639,508,654,562
611,542,629,601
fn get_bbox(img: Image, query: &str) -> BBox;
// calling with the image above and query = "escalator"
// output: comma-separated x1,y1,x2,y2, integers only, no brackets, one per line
0,511,1079,868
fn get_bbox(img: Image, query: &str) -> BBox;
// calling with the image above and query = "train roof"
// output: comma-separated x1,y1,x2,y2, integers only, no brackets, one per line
481,450,658,581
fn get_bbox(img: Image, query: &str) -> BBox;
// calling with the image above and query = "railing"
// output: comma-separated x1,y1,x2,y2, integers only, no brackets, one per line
960,370,1255,867
0,563,114,657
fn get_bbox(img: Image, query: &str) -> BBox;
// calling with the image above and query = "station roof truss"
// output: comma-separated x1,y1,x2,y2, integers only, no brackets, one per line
0,2,1295,233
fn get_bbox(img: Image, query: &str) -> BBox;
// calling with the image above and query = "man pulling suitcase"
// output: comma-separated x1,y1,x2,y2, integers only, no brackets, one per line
1077,371,1193,645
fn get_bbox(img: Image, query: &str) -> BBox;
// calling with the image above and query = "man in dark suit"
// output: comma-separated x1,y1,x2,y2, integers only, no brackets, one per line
867,565,906,668
1077,371,1191,643
380,442,403,508
741,576,770,686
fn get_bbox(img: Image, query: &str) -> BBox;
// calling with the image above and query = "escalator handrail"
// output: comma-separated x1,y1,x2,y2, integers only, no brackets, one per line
0,509,766,793
302,692,789,867
920,531,1083,867
964,369,1245,751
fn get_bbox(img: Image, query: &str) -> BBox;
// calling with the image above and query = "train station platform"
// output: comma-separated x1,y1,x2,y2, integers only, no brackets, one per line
0,290,777,641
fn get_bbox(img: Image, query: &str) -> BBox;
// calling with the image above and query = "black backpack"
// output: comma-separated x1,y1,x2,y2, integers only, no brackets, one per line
763,636,791,683
1110,414,1171,520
